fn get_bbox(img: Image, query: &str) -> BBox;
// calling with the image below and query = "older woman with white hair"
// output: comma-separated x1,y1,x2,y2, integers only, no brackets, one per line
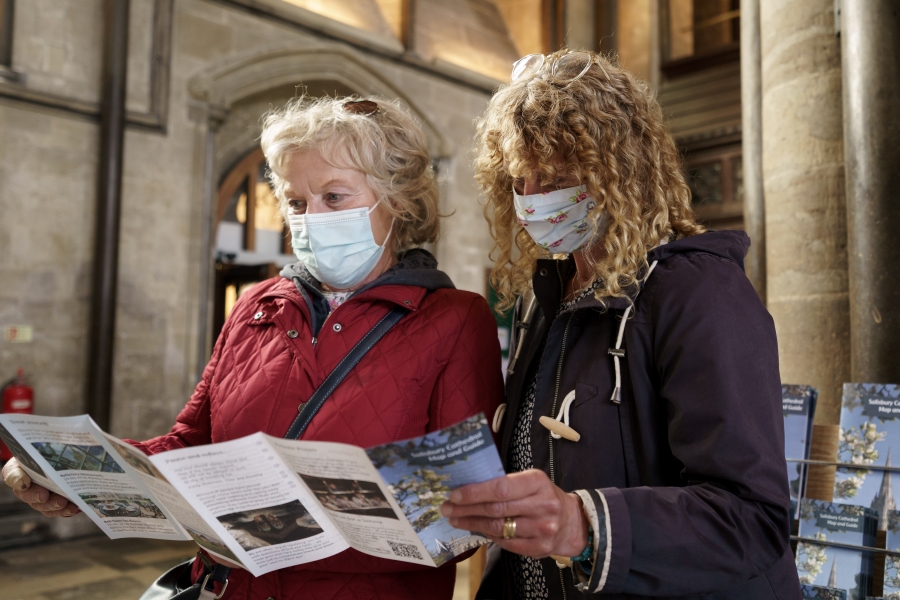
3,96,504,600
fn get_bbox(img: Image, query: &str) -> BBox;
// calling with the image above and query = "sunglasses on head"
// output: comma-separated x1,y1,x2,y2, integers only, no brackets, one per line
342,100,380,116
510,51,595,84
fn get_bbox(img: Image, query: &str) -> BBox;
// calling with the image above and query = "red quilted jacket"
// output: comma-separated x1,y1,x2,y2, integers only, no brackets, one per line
130,251,504,600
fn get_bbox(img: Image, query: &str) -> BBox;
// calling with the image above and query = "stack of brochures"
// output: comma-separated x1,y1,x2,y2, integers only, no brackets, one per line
825,382,900,598
795,499,877,599
784,385,818,523
831,384,900,533
0,412,505,576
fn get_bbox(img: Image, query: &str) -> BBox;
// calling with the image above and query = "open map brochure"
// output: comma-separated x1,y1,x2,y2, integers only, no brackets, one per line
0,412,504,576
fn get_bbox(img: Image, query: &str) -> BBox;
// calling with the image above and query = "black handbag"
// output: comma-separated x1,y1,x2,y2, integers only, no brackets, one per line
140,554,230,600
140,305,409,599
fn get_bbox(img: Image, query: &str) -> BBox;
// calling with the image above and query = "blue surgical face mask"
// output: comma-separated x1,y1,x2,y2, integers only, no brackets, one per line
288,201,392,290
513,184,607,253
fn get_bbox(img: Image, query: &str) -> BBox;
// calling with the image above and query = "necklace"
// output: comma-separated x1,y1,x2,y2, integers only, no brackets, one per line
561,278,603,311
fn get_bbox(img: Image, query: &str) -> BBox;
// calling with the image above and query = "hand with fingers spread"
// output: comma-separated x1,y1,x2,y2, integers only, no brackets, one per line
1,457,81,518
440,468,589,559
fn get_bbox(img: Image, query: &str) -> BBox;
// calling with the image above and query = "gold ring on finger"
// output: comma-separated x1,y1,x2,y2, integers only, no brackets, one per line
502,516,517,540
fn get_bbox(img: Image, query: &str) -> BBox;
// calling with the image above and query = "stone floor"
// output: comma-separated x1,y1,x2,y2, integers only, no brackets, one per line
0,536,478,600
0,536,196,600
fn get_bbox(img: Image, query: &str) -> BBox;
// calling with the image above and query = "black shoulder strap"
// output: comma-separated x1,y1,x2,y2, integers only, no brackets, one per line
194,305,408,590
283,305,409,440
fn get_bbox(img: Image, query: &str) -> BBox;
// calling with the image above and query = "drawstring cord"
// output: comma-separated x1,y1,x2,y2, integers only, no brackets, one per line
498,252,664,438
492,403,506,434
608,260,659,404
544,389,579,441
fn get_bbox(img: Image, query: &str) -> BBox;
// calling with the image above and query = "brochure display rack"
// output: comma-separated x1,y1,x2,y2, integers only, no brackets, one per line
789,383,900,599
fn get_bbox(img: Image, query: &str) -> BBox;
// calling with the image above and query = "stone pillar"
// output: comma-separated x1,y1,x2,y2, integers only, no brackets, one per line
740,0,765,302
761,0,849,424
840,0,900,382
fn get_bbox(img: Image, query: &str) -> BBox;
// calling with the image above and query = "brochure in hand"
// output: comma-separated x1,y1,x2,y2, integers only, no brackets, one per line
0,413,504,577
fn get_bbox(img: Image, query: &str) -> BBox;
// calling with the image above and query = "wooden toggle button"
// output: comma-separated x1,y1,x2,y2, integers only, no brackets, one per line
539,416,581,442
551,555,573,569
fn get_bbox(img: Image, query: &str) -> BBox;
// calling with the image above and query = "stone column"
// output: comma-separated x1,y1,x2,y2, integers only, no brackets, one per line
761,0,849,424
740,0,765,302
840,0,900,382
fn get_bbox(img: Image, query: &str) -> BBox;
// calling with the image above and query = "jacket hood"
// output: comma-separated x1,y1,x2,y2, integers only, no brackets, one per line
648,230,750,271
279,248,455,296
535,230,751,313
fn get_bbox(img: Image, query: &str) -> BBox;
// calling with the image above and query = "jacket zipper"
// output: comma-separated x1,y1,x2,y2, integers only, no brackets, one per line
553,260,570,600
293,278,319,348
549,313,572,485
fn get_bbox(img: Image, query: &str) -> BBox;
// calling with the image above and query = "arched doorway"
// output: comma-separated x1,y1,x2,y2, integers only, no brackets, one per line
212,147,292,343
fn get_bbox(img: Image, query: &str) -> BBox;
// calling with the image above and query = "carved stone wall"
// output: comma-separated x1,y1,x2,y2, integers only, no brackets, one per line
0,0,503,443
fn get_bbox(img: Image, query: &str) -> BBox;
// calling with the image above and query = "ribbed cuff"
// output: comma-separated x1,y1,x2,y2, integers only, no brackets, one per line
572,489,610,592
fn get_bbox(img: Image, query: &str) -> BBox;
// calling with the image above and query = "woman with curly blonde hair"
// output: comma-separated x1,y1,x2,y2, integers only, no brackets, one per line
442,52,799,599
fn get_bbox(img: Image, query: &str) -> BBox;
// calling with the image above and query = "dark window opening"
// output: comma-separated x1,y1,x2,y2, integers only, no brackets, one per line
661,0,740,75
684,145,743,230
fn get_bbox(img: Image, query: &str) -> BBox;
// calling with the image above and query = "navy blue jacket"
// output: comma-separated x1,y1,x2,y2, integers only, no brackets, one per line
480,231,801,599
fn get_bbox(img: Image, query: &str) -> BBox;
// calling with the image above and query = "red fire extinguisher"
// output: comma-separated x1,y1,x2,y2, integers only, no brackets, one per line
1,369,33,461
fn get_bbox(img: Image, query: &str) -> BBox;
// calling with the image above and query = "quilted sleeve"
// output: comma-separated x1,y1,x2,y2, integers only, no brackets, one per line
125,310,235,455
429,294,505,434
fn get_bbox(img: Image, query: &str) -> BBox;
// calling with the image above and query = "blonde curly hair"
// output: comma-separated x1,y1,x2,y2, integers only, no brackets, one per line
261,95,440,253
475,50,704,310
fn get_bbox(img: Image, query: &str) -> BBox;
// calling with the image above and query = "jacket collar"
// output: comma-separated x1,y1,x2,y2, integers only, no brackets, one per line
279,248,454,312
531,231,752,315
532,256,636,315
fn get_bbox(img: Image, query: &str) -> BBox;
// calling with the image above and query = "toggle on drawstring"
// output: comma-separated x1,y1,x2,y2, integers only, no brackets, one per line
608,259,659,404
539,389,580,442
492,403,507,434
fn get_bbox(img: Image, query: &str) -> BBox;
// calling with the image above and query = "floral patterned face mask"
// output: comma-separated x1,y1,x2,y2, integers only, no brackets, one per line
513,184,607,253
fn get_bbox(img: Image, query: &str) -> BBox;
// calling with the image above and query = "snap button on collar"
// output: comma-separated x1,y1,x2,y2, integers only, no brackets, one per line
287,330,299,338
254,311,264,320
403,300,411,305
332,323,342,332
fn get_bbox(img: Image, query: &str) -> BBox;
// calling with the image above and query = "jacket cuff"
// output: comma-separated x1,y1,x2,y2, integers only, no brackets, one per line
595,487,632,594
572,490,605,592
571,488,632,594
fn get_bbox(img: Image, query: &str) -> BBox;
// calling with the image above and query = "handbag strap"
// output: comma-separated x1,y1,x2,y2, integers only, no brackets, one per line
198,563,230,599
284,305,410,440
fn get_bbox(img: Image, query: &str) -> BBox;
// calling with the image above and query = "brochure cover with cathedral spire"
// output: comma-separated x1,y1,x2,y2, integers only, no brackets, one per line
837,384,900,468
833,383,900,531
796,500,876,598
833,461,898,531
798,500,877,546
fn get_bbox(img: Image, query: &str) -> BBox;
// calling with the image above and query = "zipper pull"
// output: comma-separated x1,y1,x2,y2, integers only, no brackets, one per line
311,337,317,346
